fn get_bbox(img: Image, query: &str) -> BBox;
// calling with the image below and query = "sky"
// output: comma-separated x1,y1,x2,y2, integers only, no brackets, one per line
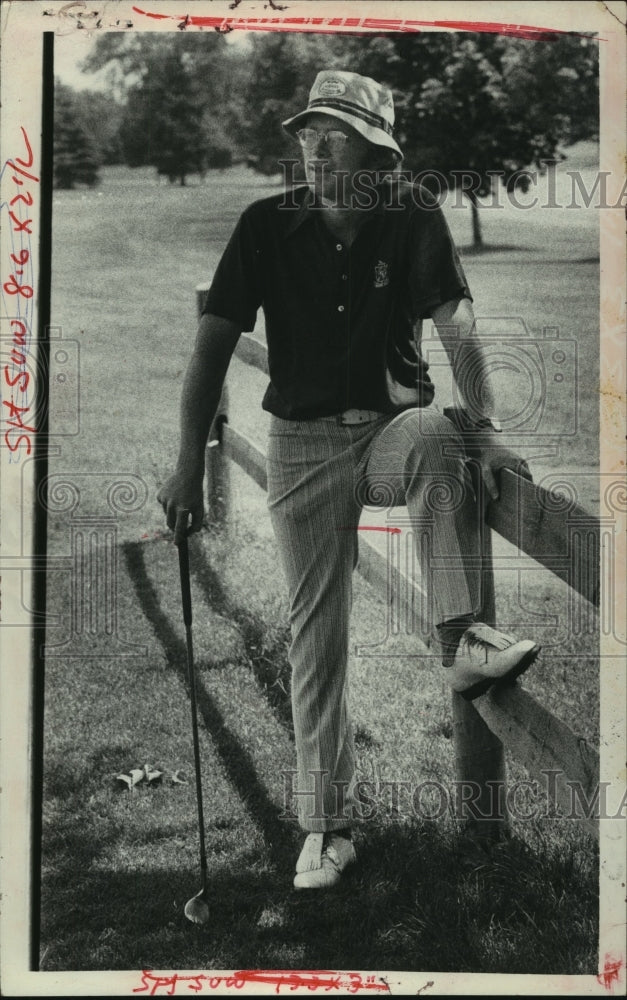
54,33,109,90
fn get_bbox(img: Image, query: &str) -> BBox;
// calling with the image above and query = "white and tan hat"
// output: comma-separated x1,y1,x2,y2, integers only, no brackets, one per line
283,70,403,159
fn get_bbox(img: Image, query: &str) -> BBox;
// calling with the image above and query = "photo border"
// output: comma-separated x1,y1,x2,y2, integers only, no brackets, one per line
1,1,625,995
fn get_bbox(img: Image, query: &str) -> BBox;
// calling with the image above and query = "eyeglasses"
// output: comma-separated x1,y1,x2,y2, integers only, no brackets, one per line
295,128,350,151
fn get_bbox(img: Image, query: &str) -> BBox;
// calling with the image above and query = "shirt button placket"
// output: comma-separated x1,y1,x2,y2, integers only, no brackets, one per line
336,243,347,315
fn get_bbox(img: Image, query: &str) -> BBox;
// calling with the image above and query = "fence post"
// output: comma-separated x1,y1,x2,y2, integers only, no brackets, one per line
196,283,231,529
451,521,508,842
446,418,508,843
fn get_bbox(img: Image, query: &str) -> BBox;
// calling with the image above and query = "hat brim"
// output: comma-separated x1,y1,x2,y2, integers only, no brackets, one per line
282,106,403,160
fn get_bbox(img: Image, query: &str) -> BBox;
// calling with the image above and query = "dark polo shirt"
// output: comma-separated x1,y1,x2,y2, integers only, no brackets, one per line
203,180,471,420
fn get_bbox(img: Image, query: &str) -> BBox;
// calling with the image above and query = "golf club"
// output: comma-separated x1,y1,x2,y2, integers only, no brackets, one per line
177,534,210,926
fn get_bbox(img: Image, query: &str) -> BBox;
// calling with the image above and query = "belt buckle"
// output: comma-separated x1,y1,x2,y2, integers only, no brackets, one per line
338,408,377,425
338,408,358,425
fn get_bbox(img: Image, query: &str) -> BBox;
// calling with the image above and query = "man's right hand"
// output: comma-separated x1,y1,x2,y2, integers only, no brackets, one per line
157,472,204,546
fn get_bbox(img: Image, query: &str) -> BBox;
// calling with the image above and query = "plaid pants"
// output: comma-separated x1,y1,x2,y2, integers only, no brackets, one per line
266,407,482,832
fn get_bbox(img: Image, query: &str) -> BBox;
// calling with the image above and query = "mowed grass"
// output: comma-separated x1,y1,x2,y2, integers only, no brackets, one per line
41,152,601,972
41,513,598,974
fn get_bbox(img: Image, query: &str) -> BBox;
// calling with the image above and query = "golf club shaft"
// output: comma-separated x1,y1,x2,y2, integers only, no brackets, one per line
178,537,208,891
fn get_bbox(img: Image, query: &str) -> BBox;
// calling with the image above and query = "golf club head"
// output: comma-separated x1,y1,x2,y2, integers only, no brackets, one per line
184,889,210,925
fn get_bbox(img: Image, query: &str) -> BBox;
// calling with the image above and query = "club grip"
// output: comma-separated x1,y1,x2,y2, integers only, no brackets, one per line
177,536,193,628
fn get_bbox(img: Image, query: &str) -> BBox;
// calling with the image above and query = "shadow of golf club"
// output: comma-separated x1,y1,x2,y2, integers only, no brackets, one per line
123,540,297,873
187,533,294,734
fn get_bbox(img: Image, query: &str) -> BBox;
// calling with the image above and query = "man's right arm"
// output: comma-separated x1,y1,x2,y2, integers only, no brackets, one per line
157,312,242,544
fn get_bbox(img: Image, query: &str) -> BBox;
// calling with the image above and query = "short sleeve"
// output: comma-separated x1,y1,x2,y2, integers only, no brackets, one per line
408,188,472,319
202,209,264,332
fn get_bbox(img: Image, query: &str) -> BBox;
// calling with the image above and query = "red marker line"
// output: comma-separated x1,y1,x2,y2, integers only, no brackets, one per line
131,8,601,40
234,970,390,992
423,19,574,40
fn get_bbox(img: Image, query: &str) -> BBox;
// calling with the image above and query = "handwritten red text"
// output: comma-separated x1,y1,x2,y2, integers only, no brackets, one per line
2,128,38,457
133,968,390,995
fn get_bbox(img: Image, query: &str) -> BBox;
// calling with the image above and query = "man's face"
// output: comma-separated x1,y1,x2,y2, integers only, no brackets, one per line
297,113,373,205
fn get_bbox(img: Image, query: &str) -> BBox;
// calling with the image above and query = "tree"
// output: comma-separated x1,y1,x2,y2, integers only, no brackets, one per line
119,48,208,184
83,33,242,181
320,32,600,246
497,34,599,145
53,82,101,189
71,90,125,165
240,31,599,244
80,30,600,232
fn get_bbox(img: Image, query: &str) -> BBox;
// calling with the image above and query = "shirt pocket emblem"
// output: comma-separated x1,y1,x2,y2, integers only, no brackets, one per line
373,260,389,288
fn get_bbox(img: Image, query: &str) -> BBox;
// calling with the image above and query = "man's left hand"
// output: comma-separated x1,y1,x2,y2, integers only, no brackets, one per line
474,441,532,502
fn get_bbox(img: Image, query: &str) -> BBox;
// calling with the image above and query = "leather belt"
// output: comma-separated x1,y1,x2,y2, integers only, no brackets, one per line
321,408,384,426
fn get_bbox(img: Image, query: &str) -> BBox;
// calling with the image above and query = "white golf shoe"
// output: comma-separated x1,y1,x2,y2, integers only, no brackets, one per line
446,623,541,701
293,832,356,890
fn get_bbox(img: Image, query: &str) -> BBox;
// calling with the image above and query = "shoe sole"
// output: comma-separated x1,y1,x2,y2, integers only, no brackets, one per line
293,867,352,891
293,877,341,891
459,644,542,701
293,855,357,891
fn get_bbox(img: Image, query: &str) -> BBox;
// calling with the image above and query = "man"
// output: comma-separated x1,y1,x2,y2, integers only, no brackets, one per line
158,71,540,891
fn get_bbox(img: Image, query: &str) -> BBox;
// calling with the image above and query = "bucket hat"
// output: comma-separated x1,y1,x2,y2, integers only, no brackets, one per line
282,70,403,160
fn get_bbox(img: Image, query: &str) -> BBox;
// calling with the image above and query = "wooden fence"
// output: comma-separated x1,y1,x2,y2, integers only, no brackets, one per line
196,284,600,841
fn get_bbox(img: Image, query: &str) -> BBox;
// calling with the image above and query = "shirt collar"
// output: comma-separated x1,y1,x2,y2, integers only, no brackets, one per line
283,186,316,239
283,181,390,240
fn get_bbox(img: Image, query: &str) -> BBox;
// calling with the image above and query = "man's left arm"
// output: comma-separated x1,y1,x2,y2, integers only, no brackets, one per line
430,296,532,500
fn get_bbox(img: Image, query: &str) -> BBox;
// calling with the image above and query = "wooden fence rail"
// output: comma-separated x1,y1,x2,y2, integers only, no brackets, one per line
196,285,600,840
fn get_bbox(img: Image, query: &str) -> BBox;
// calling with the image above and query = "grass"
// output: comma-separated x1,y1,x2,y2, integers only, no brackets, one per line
40,151,601,973
40,517,599,973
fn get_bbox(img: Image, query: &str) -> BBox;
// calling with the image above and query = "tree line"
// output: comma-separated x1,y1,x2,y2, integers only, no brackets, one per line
55,30,599,244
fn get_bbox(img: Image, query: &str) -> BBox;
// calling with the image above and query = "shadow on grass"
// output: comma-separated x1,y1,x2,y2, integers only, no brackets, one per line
459,242,534,255
187,534,294,733
40,819,598,974
113,536,597,976
459,243,599,264
122,540,296,871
